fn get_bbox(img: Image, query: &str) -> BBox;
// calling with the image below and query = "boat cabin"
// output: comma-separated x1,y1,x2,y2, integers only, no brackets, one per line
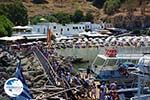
91,48,144,80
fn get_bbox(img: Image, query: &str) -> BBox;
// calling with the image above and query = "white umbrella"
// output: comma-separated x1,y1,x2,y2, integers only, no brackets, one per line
110,38,117,42
66,40,72,43
76,40,81,44
98,39,103,43
0,36,25,41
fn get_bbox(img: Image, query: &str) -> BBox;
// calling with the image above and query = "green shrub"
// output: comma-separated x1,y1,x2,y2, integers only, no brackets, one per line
93,0,106,8
0,15,14,37
46,16,58,23
0,1,28,25
52,12,72,24
72,10,84,23
84,12,94,22
104,0,121,15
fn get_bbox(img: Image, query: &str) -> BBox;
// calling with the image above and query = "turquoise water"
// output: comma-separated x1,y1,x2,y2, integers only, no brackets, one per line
57,48,101,68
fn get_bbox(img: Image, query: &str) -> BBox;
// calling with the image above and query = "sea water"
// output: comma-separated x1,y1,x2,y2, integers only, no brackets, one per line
57,47,150,70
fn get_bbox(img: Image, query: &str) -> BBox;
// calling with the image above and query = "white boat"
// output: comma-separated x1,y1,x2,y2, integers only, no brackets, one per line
91,47,150,100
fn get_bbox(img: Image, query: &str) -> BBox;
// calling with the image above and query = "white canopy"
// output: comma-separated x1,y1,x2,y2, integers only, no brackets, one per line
0,36,25,41
13,26,33,30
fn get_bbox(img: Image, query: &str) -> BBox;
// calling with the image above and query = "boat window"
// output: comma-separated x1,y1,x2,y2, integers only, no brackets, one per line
107,59,117,66
117,59,137,65
94,57,105,66
110,71,114,75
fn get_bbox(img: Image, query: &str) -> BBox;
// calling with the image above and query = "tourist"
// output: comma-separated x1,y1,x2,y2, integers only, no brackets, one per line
99,81,107,100
109,89,119,100
66,72,71,83
86,66,91,78
91,82,97,99
84,75,91,98
110,81,117,90
109,81,119,100
74,74,81,85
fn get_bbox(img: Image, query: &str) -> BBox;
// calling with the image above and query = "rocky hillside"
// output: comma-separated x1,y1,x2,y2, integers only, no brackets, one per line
1,0,150,29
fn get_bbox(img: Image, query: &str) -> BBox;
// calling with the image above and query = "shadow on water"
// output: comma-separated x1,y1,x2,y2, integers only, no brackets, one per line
57,48,101,70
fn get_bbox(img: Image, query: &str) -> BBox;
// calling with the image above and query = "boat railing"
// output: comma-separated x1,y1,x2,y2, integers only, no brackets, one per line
130,94,150,100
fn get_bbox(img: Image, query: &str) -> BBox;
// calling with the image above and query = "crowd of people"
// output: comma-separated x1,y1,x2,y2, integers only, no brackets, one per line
38,44,121,100
99,81,119,100
1,41,121,100
1,34,150,100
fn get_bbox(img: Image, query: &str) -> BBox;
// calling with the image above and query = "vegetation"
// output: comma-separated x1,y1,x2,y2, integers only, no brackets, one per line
32,0,48,4
0,15,14,37
30,16,45,24
52,12,72,25
0,1,28,25
84,12,94,22
46,16,58,23
0,0,146,30
31,10,94,24
104,0,121,15
92,0,106,8
132,29,150,36
72,10,84,23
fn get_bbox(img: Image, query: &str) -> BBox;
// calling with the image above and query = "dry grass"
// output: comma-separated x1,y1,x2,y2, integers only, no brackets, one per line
23,0,99,18
22,0,150,22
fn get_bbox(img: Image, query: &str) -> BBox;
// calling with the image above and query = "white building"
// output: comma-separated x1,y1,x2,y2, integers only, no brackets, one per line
14,22,113,38
31,22,86,37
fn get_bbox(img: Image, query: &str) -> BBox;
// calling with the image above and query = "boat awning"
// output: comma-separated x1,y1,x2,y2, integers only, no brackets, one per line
97,54,143,60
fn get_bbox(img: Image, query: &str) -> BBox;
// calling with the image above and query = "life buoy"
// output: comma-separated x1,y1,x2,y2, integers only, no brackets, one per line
105,49,117,57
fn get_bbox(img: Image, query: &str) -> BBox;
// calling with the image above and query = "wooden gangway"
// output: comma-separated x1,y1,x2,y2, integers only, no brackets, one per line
31,46,77,99
32,46,57,86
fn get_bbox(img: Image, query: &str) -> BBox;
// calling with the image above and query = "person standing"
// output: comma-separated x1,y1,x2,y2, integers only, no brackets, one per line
110,81,119,100
99,81,107,100
91,82,97,99
86,66,91,78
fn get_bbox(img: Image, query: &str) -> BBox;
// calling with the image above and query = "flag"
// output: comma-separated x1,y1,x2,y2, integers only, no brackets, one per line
9,59,33,100
47,28,52,48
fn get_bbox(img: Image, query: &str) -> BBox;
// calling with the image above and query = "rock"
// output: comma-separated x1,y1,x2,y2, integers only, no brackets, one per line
0,72,9,79
6,67,16,73
0,67,6,72
33,74,45,82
